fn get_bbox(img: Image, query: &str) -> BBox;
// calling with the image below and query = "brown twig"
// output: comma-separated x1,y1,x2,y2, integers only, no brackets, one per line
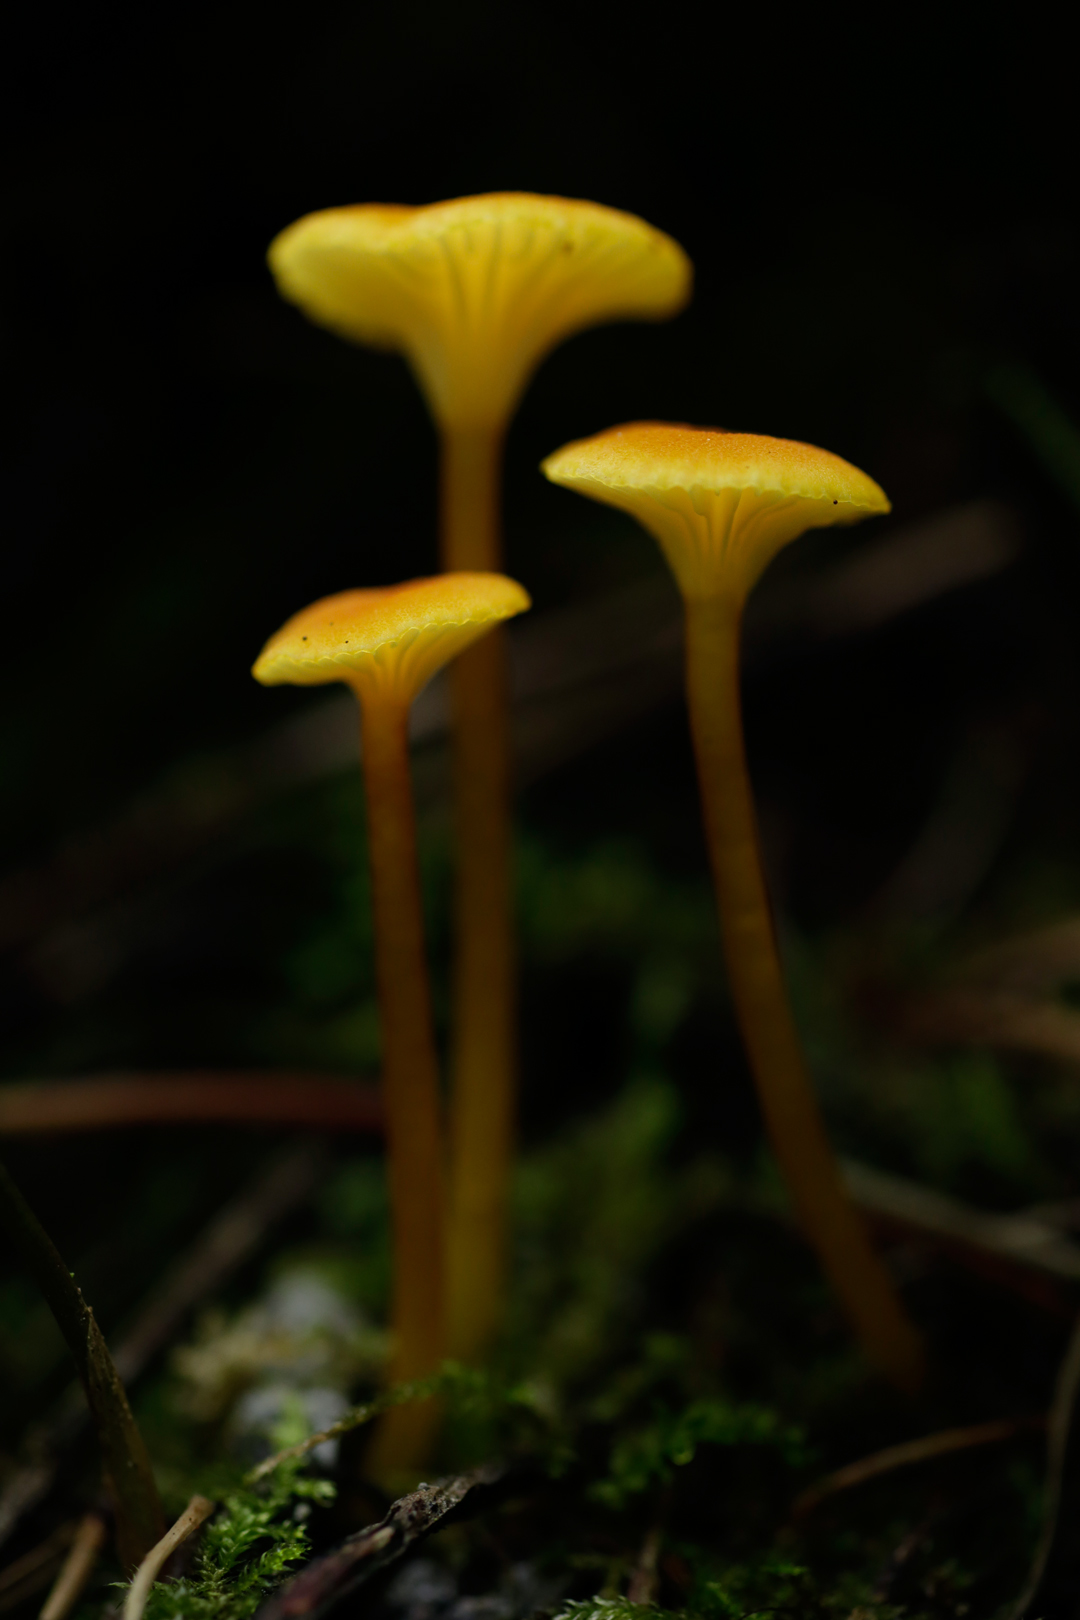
869,1513,937,1604
626,1525,662,1605
111,1141,327,1384
0,1145,324,1553
1005,1315,1080,1620
792,1415,1043,1519
842,1157,1080,1308
0,1156,164,1568
898,988,1080,1066
0,1523,76,1614
0,1075,382,1137
873,910,1080,1067
253,1463,506,1620
245,1371,449,1486
122,1497,216,1620
948,913,1080,998
39,1511,108,1620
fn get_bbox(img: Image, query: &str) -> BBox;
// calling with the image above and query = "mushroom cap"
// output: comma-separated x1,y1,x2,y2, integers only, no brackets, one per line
253,573,531,705
542,422,891,601
268,194,692,429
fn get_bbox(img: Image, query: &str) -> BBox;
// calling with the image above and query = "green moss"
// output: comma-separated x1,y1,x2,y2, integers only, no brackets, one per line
139,1458,335,1620
590,1396,809,1509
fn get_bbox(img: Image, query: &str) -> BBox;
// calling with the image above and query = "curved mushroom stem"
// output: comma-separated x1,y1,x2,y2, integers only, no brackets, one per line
355,693,446,1475
440,425,517,1363
683,594,926,1395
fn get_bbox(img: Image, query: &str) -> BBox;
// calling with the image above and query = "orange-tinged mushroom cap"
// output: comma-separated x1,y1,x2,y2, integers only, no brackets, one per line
542,422,890,601
268,194,692,429
253,573,530,706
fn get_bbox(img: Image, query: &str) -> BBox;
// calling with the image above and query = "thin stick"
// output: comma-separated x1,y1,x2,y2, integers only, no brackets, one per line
626,1526,662,1605
252,1463,505,1620
1006,1315,1080,1620
0,1155,164,1568
0,1147,321,1555
901,988,1080,1066
684,595,925,1394
38,1512,107,1620
441,423,517,1366
112,1143,325,1385
122,1497,215,1620
244,1373,443,1485
842,1158,1080,1290
0,1075,382,1137
355,696,445,1476
792,1416,1043,1518
0,1523,76,1611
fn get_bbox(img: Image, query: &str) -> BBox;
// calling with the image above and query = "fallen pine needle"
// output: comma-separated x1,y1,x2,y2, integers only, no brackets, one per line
1005,1315,1080,1620
38,1512,106,1620
0,1523,77,1612
122,1497,215,1620
245,1374,444,1485
793,1415,1043,1518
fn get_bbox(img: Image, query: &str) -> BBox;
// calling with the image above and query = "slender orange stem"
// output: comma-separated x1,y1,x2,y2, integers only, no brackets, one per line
355,695,445,1474
440,424,517,1362
683,593,925,1394
439,426,503,571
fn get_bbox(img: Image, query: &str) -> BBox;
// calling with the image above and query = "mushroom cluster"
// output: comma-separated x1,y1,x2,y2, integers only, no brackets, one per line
256,190,921,1477
269,195,691,1368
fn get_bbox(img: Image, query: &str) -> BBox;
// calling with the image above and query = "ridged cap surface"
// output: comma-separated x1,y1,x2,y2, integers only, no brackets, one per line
542,422,890,599
269,194,691,427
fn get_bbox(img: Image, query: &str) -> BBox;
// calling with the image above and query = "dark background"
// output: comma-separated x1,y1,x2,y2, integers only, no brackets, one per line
5,6,1078,842
3,1,1080,1445
6,5,1079,815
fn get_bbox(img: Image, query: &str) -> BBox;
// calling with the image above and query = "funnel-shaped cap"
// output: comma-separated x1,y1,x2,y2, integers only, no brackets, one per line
542,422,890,601
253,573,530,706
269,194,691,429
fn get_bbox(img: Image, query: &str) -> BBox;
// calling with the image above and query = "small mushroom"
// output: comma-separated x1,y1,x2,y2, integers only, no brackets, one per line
269,193,691,1362
253,572,531,1472
542,422,925,1393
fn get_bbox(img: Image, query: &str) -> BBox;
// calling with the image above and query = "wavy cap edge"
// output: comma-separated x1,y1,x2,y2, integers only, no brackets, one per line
542,422,890,514
252,574,531,703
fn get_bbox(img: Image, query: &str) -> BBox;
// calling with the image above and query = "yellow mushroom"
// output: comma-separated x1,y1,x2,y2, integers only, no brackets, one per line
542,422,925,1394
253,572,531,1473
268,194,691,1363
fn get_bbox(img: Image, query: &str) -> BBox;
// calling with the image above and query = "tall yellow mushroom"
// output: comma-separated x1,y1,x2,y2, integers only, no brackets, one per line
253,573,530,1473
543,423,925,1394
268,194,691,1361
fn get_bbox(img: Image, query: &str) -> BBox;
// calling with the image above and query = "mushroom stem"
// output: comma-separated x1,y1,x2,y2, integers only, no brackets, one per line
439,425,502,570
355,694,446,1472
683,594,925,1394
440,425,516,1364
